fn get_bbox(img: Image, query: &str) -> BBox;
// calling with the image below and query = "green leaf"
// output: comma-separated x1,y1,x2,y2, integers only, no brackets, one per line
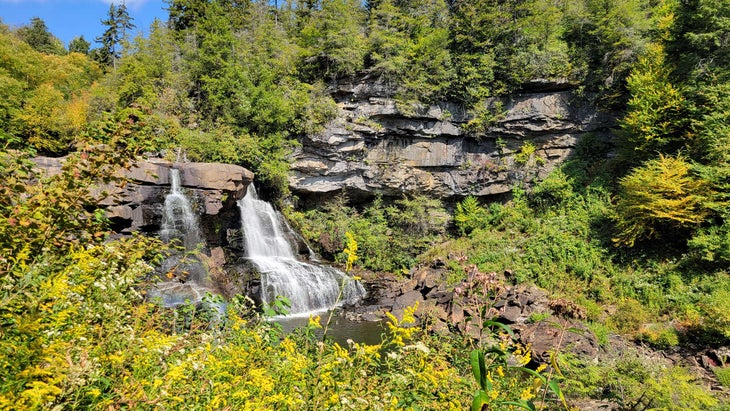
516,366,546,383
470,349,489,390
500,400,536,410
483,320,515,338
548,379,568,408
567,327,585,335
471,390,489,411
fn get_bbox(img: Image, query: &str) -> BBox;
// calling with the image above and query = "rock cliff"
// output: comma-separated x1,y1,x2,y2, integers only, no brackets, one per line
32,156,254,247
290,79,616,201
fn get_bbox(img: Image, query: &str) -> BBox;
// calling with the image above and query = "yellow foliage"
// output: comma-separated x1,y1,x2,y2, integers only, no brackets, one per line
344,231,358,272
614,154,714,246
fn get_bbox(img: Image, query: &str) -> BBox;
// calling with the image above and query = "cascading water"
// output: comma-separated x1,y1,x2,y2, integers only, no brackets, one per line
160,169,201,250
238,185,366,315
149,168,217,308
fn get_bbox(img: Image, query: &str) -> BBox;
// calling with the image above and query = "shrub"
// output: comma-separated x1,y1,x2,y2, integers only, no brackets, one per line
607,298,649,335
454,196,489,235
613,154,714,247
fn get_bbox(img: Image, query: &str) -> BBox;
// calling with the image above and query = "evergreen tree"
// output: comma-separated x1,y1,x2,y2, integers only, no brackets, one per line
15,17,65,55
368,0,454,105
297,0,367,80
96,2,136,69
68,36,91,54
563,0,654,106
166,0,210,33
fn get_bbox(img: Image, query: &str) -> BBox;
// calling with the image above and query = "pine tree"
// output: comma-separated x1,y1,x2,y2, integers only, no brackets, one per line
16,17,65,55
96,2,136,69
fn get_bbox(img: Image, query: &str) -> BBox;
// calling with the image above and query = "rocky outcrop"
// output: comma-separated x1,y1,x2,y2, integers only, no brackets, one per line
355,263,600,362
290,79,616,201
32,156,254,246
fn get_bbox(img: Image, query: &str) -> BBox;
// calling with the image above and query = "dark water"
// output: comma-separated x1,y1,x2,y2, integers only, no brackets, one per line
273,310,387,347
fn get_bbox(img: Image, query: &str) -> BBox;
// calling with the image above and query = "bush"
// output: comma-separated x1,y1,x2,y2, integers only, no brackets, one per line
454,196,489,235
607,298,649,335
613,154,713,247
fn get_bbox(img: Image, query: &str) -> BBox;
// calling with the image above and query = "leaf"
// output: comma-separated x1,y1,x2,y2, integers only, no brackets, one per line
483,320,515,338
470,349,489,390
567,327,585,335
516,366,546,383
471,390,489,411
550,352,564,377
548,379,569,408
501,400,536,410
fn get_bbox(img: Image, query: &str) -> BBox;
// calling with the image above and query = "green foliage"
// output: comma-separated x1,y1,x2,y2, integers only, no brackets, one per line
470,339,562,410
449,0,573,102
463,101,504,135
701,289,730,339
454,196,490,235
297,0,367,80
714,366,730,388
639,323,680,348
0,24,102,153
343,231,358,272
291,194,449,272
621,43,689,163
562,351,719,410
514,141,537,166
613,154,714,247
368,0,454,104
68,36,91,55
688,223,730,264
528,169,575,211
95,2,135,68
563,0,655,105
14,17,66,55
666,0,730,83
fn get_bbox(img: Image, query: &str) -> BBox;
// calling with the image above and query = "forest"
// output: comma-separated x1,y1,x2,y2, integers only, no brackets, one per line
1,0,729,409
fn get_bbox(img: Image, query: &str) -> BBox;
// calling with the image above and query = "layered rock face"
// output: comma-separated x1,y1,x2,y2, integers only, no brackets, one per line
32,156,254,247
290,79,616,201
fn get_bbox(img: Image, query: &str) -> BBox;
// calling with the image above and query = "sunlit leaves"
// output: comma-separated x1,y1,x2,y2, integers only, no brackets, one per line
621,43,688,162
614,154,713,246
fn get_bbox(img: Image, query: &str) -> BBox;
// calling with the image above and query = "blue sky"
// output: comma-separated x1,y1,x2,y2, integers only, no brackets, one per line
0,0,168,47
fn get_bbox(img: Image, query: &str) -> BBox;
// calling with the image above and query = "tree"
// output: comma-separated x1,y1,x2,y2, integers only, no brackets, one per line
666,0,730,83
96,2,136,69
297,0,367,80
563,0,655,106
620,43,689,163
166,0,210,33
613,154,713,247
15,17,65,55
68,35,91,54
368,0,454,105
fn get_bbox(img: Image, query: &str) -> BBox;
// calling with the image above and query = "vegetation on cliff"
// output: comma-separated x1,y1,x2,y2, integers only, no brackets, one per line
1,0,730,408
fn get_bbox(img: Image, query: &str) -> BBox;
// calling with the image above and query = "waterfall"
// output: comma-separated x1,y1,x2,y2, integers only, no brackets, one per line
238,185,366,315
149,168,216,308
160,168,201,250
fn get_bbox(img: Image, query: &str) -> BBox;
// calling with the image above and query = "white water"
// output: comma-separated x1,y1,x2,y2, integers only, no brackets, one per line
150,168,216,307
160,169,202,250
239,185,366,315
